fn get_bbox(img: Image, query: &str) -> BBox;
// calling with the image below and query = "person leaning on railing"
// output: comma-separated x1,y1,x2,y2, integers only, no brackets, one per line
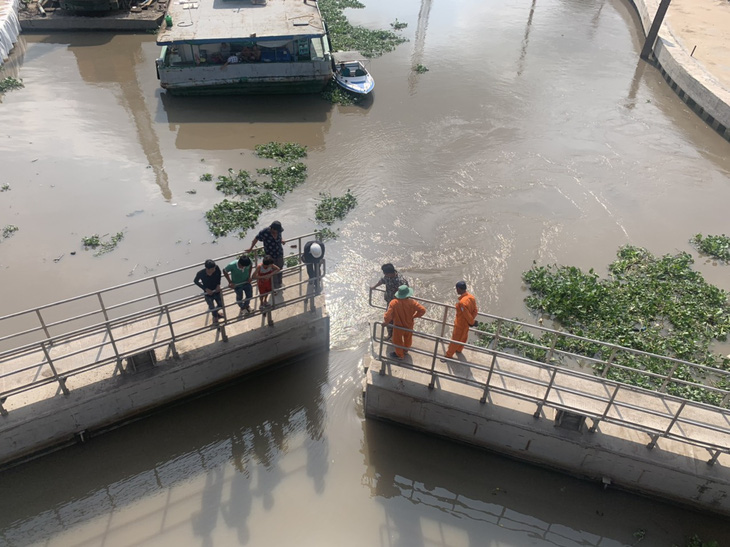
223,255,253,317
194,259,224,325
301,240,325,296
247,220,285,291
383,285,426,359
371,263,408,340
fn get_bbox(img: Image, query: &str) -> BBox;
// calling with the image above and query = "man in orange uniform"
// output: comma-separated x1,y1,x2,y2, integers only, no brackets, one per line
383,285,427,359
445,281,478,359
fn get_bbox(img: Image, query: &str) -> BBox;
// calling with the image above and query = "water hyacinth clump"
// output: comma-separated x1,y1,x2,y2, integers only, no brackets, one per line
691,233,730,263
320,80,364,106
204,142,308,238
477,245,730,406
2,224,19,239
0,77,24,93
254,142,307,163
315,189,357,225
318,0,407,58
82,232,125,256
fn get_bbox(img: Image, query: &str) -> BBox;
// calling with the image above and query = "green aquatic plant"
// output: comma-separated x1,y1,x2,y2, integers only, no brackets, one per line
257,163,307,195
285,255,299,268
0,77,23,93
691,233,730,262
414,64,429,74
320,80,365,106
314,227,339,241
318,0,407,57
205,199,262,237
2,225,19,239
82,232,124,256
81,235,101,248
254,142,307,163
216,169,259,196
390,19,407,30
1,184,10,192
186,189,197,195
476,245,730,407
679,535,719,547
200,173,213,182
315,189,357,225
204,142,308,238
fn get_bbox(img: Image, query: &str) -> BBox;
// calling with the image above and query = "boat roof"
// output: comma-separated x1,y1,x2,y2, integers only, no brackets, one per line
332,51,368,64
157,0,327,46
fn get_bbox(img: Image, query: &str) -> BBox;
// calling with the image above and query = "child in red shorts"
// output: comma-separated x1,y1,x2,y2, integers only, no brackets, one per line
252,255,280,309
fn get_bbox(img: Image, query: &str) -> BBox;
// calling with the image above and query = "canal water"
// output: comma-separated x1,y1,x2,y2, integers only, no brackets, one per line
1,0,730,544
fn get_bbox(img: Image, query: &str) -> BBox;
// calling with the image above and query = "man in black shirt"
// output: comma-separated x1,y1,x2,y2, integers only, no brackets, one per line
194,259,224,324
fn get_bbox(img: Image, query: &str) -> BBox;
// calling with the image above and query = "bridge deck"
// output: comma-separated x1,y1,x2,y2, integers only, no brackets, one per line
369,330,730,464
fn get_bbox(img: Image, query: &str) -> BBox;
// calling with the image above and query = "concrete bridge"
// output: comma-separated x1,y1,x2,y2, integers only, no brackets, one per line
0,233,330,468
363,291,730,517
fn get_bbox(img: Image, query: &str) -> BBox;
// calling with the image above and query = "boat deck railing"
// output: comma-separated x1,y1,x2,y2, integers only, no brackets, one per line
368,289,730,464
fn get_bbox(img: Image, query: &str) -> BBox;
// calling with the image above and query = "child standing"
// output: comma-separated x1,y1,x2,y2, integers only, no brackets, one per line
252,255,280,312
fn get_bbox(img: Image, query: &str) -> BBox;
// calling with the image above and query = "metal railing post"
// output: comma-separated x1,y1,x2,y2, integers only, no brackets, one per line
659,361,681,392
534,367,558,418
439,306,449,339
590,384,621,432
377,322,387,375
491,320,503,350
40,341,70,396
104,323,124,374
428,338,440,389
648,401,686,449
35,309,51,341
162,305,180,359
544,332,558,363
480,353,499,404
153,277,164,306
97,292,109,322
601,348,617,378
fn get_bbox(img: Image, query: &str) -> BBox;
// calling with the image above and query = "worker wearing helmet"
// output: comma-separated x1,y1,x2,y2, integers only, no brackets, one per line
302,239,326,295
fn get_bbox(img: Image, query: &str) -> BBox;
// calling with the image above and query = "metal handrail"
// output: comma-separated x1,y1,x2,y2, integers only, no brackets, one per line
0,239,325,414
368,287,730,403
0,232,319,349
368,320,730,462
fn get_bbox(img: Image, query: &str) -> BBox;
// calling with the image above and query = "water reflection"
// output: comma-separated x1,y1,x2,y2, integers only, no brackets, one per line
0,352,329,546
361,418,726,547
34,33,172,200
158,92,333,151
407,0,432,95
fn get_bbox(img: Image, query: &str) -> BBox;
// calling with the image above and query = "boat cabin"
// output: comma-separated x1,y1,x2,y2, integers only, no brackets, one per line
156,0,333,95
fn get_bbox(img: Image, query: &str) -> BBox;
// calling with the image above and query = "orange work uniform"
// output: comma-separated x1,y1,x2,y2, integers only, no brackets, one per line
446,291,478,358
383,297,427,358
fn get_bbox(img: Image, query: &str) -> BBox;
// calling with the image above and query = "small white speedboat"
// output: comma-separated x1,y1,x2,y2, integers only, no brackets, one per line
332,52,374,95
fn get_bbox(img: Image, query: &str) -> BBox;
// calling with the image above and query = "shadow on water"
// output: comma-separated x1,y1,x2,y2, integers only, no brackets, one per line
361,418,728,547
158,91,335,151
0,351,329,546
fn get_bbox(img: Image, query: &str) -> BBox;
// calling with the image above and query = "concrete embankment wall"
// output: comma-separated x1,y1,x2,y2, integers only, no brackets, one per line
364,364,730,517
0,308,329,468
630,0,730,142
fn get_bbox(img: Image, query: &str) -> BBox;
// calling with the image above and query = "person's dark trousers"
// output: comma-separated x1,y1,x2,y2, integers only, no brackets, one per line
205,292,224,318
306,262,322,295
234,283,253,309
274,256,284,289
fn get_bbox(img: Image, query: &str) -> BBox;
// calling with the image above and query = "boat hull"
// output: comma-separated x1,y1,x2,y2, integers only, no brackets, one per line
333,74,374,95
162,77,331,96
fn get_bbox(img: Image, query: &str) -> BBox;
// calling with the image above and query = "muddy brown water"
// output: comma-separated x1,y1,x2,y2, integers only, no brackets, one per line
1,0,730,544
